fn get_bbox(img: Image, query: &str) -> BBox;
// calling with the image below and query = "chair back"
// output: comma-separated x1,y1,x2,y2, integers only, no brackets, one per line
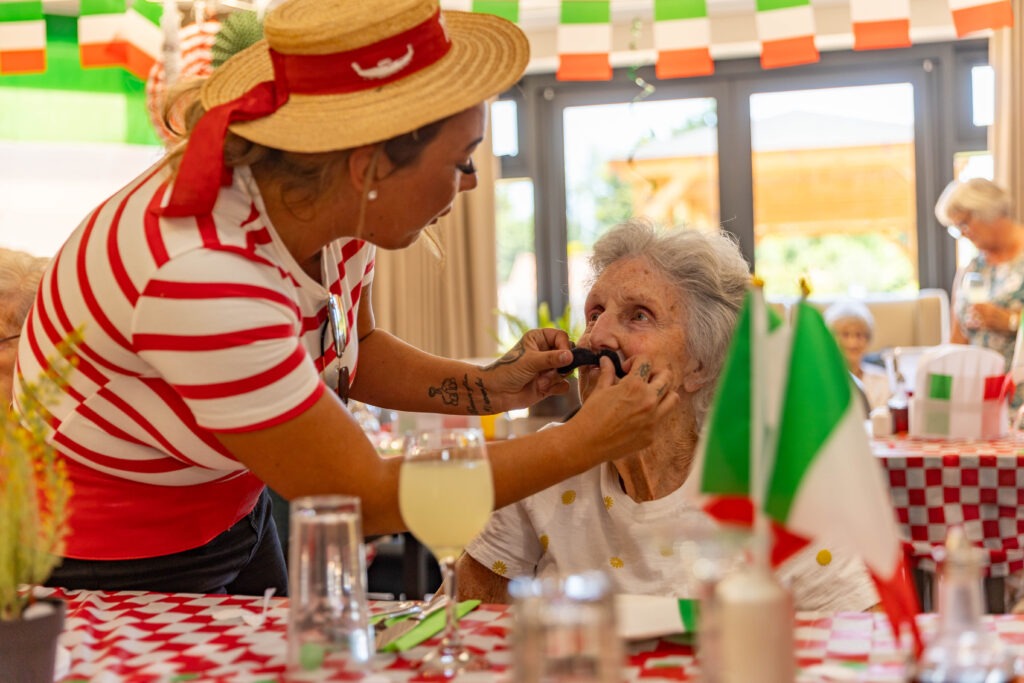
908,344,1008,440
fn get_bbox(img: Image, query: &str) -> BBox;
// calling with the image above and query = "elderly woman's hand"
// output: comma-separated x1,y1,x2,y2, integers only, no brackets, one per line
479,328,575,411
966,302,1016,333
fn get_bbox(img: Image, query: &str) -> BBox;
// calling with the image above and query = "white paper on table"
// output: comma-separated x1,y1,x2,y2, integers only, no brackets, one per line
614,594,691,641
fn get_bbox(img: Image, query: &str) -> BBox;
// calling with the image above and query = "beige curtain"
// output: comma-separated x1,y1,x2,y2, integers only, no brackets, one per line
372,120,500,361
989,0,1024,220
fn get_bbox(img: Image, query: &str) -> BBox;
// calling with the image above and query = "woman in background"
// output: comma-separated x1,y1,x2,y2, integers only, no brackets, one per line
936,178,1024,358
824,301,890,411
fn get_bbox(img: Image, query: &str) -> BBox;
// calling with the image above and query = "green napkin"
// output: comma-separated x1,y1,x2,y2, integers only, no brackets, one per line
380,600,480,653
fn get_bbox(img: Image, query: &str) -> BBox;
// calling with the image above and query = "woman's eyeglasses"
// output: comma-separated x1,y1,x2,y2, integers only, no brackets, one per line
321,295,350,405
947,214,971,240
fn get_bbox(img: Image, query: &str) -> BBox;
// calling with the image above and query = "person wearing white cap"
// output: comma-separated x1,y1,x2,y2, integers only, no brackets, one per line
16,0,678,596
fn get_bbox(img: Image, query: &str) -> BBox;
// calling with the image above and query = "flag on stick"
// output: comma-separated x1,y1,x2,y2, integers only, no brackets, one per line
686,292,921,651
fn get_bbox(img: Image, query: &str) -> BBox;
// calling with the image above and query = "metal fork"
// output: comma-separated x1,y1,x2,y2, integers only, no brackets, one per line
374,593,448,649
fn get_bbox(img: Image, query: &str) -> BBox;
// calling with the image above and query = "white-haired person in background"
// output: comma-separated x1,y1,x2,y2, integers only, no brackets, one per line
0,247,49,405
16,0,678,596
456,219,878,612
824,301,891,412
935,179,1024,373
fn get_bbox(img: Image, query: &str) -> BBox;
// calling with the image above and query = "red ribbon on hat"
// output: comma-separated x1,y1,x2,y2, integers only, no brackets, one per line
161,9,452,218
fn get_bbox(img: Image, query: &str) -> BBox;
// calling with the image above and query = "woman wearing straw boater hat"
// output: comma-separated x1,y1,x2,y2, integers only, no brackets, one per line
14,0,678,596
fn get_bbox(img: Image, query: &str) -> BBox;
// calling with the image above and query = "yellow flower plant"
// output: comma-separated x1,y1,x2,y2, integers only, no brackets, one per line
0,331,78,620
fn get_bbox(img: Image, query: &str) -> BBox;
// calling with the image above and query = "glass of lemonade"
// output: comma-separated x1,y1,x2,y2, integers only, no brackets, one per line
398,428,494,676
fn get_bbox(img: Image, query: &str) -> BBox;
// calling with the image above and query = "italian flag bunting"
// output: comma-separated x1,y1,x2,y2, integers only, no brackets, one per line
79,0,129,70
654,0,713,79
441,0,519,23
850,0,911,50
948,0,1014,37
755,0,819,69
123,0,163,79
79,0,162,79
0,0,45,74
557,0,611,81
685,292,922,652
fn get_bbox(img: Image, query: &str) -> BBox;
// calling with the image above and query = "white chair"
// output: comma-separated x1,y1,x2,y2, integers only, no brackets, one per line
908,344,1009,440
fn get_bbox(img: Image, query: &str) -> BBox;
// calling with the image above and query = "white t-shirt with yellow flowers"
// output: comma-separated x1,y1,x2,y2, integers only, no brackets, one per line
465,458,879,612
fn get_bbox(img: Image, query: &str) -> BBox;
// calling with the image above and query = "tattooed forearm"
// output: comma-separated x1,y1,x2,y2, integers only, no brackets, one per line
428,377,459,406
474,378,493,413
483,340,525,370
462,374,479,415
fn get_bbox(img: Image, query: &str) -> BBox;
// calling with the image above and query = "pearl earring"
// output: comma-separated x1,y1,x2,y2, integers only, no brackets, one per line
367,189,378,201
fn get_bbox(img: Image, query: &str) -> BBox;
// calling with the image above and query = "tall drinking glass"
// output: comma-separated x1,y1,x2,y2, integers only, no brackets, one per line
963,272,989,304
398,428,494,676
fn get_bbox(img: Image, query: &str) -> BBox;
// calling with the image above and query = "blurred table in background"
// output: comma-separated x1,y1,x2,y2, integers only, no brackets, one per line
872,435,1024,611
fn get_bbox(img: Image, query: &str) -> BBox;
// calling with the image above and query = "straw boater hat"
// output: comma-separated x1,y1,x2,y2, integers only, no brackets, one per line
163,0,529,217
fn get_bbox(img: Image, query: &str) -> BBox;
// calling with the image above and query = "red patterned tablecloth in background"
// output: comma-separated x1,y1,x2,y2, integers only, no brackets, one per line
873,435,1024,577
43,587,1024,683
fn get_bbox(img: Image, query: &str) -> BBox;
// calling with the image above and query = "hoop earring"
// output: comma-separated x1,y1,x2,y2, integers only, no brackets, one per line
367,189,378,201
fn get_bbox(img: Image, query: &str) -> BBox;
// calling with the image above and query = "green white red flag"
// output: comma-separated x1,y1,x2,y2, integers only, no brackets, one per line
79,0,162,79
0,0,45,74
755,0,819,69
850,0,911,50
557,0,611,81
653,0,713,79
685,292,921,651
948,0,1014,37
441,0,519,23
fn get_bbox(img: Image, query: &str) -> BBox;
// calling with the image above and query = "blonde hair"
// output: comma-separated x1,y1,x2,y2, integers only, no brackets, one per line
0,248,49,338
935,178,1013,226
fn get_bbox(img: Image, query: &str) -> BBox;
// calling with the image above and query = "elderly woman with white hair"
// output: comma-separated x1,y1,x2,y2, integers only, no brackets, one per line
935,179,1024,362
455,219,879,612
824,300,891,411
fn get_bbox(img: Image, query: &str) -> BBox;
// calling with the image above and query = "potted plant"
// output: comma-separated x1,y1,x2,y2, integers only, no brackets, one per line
0,334,77,682
497,302,584,419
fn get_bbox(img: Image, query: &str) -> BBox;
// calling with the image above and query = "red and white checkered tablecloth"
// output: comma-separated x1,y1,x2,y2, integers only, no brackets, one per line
873,435,1024,577
39,587,1024,682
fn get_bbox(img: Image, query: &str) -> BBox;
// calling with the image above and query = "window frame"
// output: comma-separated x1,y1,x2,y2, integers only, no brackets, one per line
501,39,987,316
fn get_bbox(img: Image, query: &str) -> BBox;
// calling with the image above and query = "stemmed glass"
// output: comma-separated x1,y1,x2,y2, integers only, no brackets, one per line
398,428,494,676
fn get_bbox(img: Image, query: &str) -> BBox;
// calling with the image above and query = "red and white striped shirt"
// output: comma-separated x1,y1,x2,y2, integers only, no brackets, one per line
15,164,375,559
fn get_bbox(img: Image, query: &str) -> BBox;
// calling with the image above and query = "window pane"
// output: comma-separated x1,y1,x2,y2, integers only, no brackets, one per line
971,65,994,128
496,178,537,346
750,83,918,298
562,98,719,325
491,99,519,158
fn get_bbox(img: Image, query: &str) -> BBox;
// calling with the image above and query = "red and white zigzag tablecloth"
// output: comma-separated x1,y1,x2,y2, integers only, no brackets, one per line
40,587,1024,682
873,435,1024,577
